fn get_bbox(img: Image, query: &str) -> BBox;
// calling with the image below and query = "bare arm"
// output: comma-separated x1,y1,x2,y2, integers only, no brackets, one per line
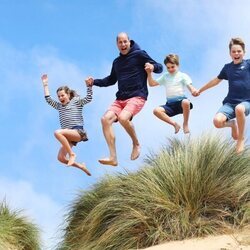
199,77,222,94
41,74,50,96
145,63,160,87
187,84,198,96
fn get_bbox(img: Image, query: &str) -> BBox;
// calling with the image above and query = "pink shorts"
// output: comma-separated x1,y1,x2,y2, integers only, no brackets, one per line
108,96,146,118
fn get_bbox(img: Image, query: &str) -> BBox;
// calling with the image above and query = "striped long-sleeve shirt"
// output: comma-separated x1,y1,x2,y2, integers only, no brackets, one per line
45,86,93,129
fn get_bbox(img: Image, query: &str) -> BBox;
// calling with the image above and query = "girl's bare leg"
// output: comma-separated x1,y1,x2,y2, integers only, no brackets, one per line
54,129,81,165
58,147,91,176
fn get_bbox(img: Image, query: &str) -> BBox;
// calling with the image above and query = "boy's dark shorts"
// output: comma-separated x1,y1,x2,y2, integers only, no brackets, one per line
71,126,88,146
161,97,193,117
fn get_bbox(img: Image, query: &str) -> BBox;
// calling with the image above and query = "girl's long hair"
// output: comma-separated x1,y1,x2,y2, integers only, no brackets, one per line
56,86,78,100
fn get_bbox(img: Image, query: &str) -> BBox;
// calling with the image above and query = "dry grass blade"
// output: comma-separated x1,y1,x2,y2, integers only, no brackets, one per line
0,201,41,250
59,133,250,250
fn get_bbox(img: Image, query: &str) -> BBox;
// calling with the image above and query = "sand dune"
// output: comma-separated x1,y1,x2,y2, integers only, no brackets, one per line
144,229,250,250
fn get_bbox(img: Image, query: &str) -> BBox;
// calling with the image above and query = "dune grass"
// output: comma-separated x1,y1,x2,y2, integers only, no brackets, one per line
59,134,250,250
0,201,41,250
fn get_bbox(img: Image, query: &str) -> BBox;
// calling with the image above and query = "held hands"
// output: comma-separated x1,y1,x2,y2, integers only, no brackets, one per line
41,74,48,86
192,89,200,97
85,76,94,87
144,62,154,73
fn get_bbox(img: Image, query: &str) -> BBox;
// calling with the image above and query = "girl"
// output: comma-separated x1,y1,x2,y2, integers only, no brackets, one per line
41,74,92,176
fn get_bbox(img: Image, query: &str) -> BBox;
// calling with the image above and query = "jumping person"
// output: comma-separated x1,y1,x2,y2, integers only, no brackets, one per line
146,54,197,134
42,74,92,175
194,38,250,153
85,32,163,166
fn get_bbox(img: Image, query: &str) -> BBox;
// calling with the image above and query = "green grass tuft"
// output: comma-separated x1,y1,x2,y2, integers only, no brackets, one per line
59,134,250,250
0,201,41,250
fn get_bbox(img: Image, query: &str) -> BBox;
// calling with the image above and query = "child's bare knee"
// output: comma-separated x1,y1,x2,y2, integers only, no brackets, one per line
153,108,161,116
54,129,63,137
213,118,223,128
182,99,190,107
235,104,245,114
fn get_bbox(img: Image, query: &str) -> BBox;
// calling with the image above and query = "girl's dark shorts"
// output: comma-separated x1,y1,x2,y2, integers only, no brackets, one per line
161,98,193,117
71,126,88,146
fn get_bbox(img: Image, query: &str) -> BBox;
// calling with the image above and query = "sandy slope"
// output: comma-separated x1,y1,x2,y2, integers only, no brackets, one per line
143,229,250,250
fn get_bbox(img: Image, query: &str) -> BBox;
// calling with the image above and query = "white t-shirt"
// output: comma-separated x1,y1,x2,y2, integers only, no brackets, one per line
156,71,192,99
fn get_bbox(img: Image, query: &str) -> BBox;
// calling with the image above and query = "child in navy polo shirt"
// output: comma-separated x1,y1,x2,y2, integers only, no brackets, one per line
194,38,250,153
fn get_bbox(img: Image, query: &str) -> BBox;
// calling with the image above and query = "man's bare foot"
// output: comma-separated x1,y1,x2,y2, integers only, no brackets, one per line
174,123,181,134
183,124,190,134
131,144,140,160
68,153,76,166
236,139,245,154
98,158,118,166
78,163,91,176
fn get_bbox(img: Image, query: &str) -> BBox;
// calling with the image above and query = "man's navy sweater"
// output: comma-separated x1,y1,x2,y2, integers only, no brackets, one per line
93,40,163,100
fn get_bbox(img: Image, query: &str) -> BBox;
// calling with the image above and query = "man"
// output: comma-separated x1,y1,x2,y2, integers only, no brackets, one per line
86,32,163,166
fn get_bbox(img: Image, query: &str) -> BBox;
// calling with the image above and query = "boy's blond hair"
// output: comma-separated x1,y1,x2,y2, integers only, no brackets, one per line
164,54,179,66
229,38,245,52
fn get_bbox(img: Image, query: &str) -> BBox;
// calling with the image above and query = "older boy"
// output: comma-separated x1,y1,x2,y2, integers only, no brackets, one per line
195,38,250,153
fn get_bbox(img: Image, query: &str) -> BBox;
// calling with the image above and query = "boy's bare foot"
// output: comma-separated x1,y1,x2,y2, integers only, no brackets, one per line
68,153,76,166
236,139,245,154
174,123,181,134
183,124,190,134
78,163,91,176
131,144,140,160
98,158,118,166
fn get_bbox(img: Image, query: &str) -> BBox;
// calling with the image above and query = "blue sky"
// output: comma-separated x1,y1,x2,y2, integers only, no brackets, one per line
0,0,250,249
